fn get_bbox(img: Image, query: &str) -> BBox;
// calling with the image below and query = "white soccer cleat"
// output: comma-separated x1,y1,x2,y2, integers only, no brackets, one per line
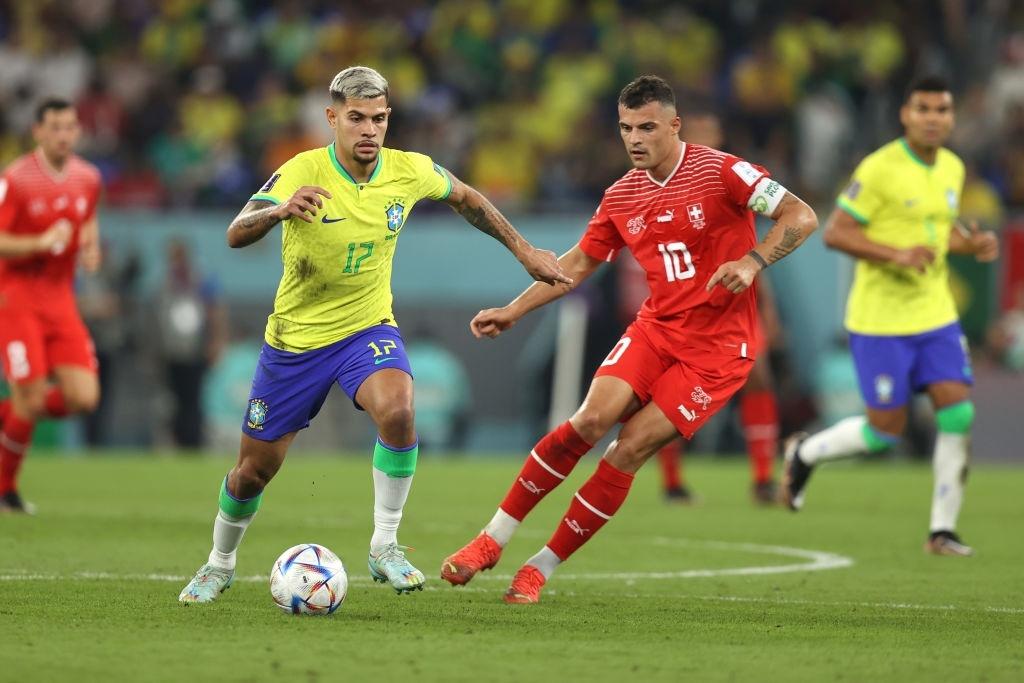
179,563,235,604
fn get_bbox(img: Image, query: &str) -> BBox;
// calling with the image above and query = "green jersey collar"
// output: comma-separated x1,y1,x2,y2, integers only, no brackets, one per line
328,142,383,185
899,137,934,168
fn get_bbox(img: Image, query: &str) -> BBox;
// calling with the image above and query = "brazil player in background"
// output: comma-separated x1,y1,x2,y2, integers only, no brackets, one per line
180,66,569,603
781,76,999,557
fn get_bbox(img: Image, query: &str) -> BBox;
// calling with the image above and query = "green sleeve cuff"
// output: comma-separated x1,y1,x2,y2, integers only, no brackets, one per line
837,197,869,224
433,164,453,201
249,193,282,205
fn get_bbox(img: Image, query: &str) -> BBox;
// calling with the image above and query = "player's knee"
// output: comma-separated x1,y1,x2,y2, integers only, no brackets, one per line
233,462,273,496
603,436,648,472
861,420,900,453
935,401,975,434
375,403,415,442
65,387,100,414
13,388,47,420
570,409,614,444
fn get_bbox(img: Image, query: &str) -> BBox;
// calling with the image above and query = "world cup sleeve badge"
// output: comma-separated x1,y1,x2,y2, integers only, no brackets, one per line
385,200,406,232
247,398,269,431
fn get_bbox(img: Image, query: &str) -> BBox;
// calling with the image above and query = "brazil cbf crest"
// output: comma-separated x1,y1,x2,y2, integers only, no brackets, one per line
385,199,406,232
247,398,268,431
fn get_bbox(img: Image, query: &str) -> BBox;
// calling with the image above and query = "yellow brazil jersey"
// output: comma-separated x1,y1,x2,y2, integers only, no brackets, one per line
836,138,965,336
250,144,452,352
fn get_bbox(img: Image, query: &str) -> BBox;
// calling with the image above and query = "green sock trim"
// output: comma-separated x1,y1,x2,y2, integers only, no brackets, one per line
861,423,897,453
218,476,262,517
935,401,974,434
373,438,418,478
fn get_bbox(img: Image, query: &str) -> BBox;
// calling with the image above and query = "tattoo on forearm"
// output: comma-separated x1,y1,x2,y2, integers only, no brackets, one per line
455,196,521,252
768,226,802,263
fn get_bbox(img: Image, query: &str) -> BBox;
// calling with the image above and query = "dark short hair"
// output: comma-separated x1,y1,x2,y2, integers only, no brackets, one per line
34,98,74,123
618,76,676,110
904,76,952,103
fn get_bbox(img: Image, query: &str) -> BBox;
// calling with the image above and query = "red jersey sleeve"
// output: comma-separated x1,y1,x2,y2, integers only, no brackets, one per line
0,171,21,233
720,155,771,209
578,198,625,262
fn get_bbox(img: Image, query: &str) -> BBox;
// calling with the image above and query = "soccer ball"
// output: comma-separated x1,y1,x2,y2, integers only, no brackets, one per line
270,543,348,615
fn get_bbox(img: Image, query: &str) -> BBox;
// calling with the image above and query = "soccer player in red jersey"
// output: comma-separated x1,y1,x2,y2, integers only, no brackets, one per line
441,76,818,603
0,99,103,512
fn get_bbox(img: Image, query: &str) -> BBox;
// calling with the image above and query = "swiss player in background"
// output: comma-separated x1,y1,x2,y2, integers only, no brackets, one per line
0,99,102,513
630,105,785,505
780,76,999,557
441,76,818,603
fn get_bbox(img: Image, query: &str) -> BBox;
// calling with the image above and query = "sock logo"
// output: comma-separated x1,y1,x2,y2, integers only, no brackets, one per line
564,518,590,536
518,477,545,495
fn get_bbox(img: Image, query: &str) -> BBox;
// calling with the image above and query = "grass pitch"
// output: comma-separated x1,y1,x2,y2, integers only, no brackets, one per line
1,453,1022,682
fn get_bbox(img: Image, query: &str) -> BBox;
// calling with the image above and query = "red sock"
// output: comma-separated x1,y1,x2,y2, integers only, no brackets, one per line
499,421,592,521
44,388,69,418
657,439,685,490
547,458,634,560
0,413,35,495
741,390,779,483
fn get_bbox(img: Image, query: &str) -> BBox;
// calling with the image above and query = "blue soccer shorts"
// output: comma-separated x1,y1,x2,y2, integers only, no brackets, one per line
849,321,973,410
242,324,413,441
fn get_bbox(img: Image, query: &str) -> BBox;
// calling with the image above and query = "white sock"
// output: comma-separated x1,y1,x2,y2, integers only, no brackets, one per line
799,416,872,465
370,467,413,550
525,546,562,580
208,510,255,570
483,508,520,547
930,433,968,532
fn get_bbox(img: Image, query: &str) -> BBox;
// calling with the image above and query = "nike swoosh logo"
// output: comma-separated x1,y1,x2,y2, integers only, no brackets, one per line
321,216,346,224
374,357,398,365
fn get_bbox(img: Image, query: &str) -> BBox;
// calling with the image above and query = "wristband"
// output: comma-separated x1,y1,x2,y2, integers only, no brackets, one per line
747,250,769,270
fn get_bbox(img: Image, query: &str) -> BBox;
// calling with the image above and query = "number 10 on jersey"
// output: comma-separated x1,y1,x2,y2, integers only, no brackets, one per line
658,242,695,282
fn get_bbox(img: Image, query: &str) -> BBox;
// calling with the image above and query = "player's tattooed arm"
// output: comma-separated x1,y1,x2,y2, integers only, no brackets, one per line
707,193,818,294
227,186,332,248
443,173,571,286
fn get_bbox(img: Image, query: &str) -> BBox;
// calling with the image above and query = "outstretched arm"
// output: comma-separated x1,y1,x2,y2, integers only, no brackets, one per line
226,186,332,248
444,173,571,286
470,244,603,339
707,193,818,293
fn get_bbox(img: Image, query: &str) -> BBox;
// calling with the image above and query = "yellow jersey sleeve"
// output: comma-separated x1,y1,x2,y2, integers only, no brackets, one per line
836,156,884,224
407,151,453,202
249,154,316,205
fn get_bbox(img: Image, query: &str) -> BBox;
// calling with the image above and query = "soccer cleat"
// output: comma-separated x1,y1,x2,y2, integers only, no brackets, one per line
368,543,425,594
751,479,778,506
925,531,974,557
0,490,36,515
780,432,812,511
503,564,546,604
664,485,698,505
440,532,503,586
178,563,234,604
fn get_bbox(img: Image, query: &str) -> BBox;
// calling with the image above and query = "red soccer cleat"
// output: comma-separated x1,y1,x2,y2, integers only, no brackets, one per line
440,532,503,586
503,564,546,604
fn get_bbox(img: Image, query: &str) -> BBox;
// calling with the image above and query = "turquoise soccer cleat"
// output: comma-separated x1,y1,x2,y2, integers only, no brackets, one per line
368,544,425,594
178,563,235,604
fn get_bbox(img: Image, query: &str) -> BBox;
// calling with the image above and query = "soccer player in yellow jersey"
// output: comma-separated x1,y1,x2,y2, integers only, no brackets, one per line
179,66,569,603
781,77,999,557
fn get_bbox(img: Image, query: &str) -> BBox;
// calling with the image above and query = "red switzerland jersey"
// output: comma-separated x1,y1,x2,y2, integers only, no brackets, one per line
580,143,768,356
0,151,102,306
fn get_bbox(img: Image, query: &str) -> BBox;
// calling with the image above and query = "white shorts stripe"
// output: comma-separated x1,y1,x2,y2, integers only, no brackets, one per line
574,492,612,520
530,450,566,480
0,434,27,454
741,342,748,358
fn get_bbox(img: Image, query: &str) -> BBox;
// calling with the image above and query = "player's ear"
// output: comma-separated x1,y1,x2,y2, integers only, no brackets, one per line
325,105,337,129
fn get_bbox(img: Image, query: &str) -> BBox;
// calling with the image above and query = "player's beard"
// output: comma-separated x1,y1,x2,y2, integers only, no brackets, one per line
353,142,380,164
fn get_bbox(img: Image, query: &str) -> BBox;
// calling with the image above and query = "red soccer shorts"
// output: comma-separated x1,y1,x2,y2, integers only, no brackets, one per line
0,304,97,384
594,318,753,439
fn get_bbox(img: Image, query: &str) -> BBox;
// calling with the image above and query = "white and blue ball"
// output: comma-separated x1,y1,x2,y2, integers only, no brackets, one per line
270,543,347,615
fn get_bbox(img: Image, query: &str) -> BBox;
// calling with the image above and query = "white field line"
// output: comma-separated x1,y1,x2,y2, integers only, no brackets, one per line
0,570,1020,616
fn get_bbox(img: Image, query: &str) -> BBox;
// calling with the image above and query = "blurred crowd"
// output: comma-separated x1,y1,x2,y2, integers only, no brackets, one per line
1,0,1023,214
